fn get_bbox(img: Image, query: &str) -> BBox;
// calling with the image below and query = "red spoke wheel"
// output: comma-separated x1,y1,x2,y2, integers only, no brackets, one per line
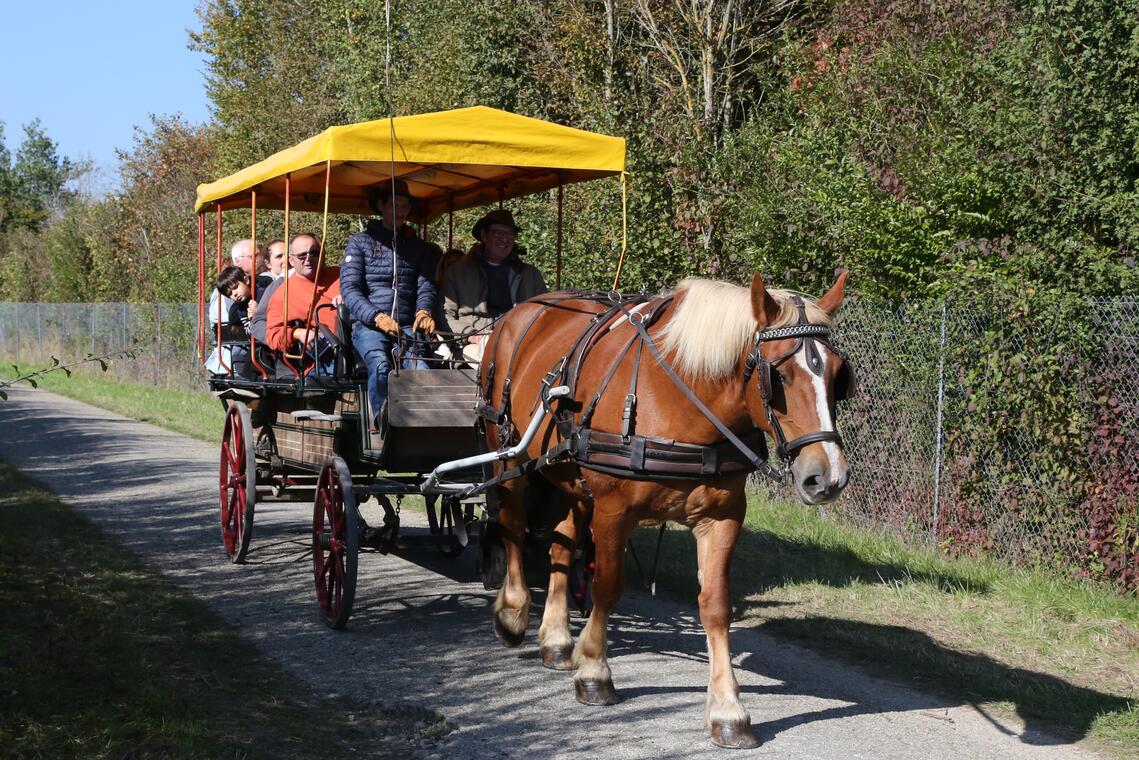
312,456,359,630
219,402,256,563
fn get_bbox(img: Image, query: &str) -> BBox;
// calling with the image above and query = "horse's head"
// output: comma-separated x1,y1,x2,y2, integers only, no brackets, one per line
746,272,852,504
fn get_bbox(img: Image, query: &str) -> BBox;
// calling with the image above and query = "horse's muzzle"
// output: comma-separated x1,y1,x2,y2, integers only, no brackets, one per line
791,455,849,504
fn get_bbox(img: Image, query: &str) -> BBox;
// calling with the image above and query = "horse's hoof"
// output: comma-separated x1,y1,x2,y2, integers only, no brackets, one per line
493,612,526,647
540,644,574,670
710,719,759,749
575,678,621,705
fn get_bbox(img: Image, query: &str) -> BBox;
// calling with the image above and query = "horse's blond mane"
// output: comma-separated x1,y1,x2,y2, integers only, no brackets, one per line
657,279,832,380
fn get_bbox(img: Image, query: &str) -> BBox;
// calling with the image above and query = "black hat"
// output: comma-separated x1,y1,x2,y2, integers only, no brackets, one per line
472,208,519,239
367,178,413,214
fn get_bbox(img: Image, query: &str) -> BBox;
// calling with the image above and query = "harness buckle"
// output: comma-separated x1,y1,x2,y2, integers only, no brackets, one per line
621,393,637,439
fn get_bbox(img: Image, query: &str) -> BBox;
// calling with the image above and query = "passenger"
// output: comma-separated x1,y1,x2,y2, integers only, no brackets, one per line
432,248,468,347
264,233,342,372
215,265,256,332
264,238,289,279
205,239,264,375
340,178,438,429
439,209,546,362
435,248,467,287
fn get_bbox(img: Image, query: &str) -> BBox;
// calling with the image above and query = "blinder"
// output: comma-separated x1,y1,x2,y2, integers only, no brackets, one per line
747,301,853,462
833,360,856,402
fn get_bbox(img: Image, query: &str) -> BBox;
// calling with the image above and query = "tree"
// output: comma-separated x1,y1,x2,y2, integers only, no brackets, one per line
629,0,801,264
113,115,215,302
0,120,86,300
2,120,82,232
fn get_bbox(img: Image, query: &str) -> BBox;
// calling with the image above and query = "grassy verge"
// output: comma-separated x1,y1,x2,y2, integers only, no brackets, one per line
2,364,224,443
0,461,448,758
631,496,1138,758
6,369,1138,757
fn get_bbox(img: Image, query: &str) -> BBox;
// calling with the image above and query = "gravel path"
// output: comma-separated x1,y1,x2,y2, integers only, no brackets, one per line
0,386,1103,759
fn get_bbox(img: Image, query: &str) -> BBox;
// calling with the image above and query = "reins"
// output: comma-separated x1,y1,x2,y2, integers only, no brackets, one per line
612,297,785,482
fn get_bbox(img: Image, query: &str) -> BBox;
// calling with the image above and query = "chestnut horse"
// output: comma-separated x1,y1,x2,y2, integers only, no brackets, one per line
479,272,851,749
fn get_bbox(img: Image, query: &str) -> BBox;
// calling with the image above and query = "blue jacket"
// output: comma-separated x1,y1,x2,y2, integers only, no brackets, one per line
340,221,437,327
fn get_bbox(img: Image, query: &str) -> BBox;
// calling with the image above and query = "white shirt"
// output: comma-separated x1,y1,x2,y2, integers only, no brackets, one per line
204,288,235,375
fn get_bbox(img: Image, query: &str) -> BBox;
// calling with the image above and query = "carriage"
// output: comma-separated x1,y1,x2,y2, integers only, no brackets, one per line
195,106,627,628
196,106,854,749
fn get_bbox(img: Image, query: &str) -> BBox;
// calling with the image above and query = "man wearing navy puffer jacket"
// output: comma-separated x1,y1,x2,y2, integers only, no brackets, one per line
340,178,438,432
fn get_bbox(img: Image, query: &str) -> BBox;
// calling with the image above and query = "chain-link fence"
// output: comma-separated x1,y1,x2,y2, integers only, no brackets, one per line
0,303,204,390
0,300,1135,583
755,297,1137,584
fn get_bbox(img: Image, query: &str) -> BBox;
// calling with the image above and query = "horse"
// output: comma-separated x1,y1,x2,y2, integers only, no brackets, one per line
477,271,852,749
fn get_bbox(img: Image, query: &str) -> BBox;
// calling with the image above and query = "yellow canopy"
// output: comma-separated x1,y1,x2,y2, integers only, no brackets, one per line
194,106,626,221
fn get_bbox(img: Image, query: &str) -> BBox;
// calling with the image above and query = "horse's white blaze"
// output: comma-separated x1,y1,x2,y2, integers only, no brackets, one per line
795,348,843,478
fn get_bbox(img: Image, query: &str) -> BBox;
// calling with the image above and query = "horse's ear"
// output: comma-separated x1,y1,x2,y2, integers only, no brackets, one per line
816,270,849,318
750,272,782,328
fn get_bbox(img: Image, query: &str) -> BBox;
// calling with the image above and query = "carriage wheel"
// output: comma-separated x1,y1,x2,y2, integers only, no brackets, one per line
437,497,475,559
219,402,256,564
312,456,359,630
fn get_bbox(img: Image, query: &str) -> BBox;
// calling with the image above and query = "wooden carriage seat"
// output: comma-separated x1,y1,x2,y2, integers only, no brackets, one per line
380,365,482,472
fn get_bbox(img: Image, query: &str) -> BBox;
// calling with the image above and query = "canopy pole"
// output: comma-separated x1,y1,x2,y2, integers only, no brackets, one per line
214,206,224,370
249,189,257,298
447,197,454,252
220,191,256,376
197,212,206,362
215,206,223,271
556,182,564,290
266,173,293,378
611,171,629,291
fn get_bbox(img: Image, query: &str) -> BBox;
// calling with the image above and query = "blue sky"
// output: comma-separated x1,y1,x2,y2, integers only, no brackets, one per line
0,3,210,192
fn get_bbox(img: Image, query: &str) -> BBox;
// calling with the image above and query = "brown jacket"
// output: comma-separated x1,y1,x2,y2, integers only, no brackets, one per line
439,248,547,338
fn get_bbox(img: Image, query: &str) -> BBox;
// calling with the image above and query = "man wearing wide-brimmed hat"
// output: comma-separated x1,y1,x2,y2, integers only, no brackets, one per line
439,208,547,362
340,178,438,431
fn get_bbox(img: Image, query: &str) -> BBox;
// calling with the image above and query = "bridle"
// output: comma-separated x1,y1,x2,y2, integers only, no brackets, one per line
743,297,851,462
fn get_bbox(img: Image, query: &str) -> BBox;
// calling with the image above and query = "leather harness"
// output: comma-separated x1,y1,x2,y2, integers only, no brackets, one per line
474,290,849,489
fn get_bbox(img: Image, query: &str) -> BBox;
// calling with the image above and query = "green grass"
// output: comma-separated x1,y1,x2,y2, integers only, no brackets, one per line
7,367,1139,757
631,495,1139,758
3,363,224,442
0,461,447,758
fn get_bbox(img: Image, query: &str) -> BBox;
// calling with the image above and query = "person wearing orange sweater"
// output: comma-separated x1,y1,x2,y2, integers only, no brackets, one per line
264,234,342,362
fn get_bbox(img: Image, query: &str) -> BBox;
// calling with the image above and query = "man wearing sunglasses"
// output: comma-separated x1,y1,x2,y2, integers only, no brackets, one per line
263,234,342,362
340,178,438,431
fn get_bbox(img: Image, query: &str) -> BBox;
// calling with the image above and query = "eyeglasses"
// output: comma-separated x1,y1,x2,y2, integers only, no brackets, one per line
291,248,321,260
486,226,516,238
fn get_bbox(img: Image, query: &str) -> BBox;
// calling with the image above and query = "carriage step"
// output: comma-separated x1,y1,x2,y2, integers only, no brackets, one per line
212,387,260,399
287,410,343,422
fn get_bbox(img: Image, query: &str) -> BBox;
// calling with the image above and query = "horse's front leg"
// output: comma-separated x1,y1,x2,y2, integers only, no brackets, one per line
492,479,531,646
694,509,758,749
572,502,632,705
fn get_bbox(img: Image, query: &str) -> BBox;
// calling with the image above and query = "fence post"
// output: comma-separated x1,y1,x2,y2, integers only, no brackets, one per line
154,304,161,386
931,302,948,544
